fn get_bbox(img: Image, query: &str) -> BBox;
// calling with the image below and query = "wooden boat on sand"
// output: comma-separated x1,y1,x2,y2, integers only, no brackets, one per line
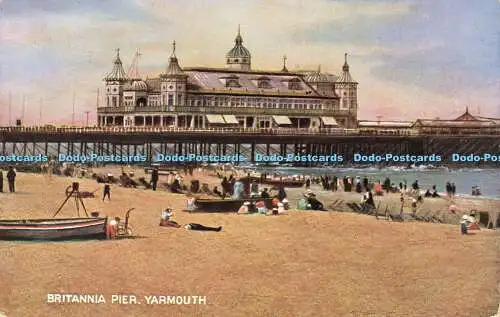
191,198,275,213
240,176,304,188
0,217,108,241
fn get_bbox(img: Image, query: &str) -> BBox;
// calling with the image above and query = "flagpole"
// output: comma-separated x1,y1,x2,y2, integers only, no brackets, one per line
39,97,43,125
8,91,12,126
72,92,76,126
22,94,26,124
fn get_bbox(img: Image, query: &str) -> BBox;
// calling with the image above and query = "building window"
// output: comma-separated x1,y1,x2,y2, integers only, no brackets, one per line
226,79,240,88
112,96,117,107
169,85,173,89
167,94,174,106
258,80,271,89
288,79,301,90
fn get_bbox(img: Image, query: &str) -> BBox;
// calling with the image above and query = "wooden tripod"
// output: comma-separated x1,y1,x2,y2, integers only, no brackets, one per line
52,182,89,218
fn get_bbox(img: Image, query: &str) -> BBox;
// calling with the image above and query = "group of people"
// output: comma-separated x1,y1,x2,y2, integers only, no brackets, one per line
424,185,440,198
237,198,290,215
0,167,17,193
460,213,480,234
445,182,457,197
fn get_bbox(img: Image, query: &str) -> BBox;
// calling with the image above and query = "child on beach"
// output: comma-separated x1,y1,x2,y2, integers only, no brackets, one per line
102,183,111,201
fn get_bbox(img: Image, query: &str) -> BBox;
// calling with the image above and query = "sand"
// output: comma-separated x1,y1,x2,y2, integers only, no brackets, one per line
0,170,499,317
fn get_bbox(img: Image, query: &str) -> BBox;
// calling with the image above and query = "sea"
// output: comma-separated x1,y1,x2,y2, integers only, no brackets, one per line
244,165,500,199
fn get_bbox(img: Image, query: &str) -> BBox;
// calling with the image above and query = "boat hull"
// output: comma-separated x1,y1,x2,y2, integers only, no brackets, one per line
0,218,108,241
240,176,304,188
193,198,274,212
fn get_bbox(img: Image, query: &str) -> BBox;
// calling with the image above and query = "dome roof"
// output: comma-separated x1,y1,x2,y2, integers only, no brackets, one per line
227,45,251,59
305,71,331,83
124,80,148,91
226,26,251,59
132,80,148,91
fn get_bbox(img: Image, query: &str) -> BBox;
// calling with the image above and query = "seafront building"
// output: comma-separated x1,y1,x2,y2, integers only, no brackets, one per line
97,28,358,129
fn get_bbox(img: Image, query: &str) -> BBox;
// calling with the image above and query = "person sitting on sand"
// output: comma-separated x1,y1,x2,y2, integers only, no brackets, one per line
213,186,225,199
460,215,470,234
260,188,270,199
160,208,181,227
267,207,279,216
238,201,250,215
277,202,286,214
186,196,196,211
281,198,290,210
255,201,268,214
170,178,183,194
107,217,121,239
466,212,480,230
306,193,327,211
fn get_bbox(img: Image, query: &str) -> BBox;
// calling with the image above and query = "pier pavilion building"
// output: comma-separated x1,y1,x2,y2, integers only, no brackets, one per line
97,28,358,130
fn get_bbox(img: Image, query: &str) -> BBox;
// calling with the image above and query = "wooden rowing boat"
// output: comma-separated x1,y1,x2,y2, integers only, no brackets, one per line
240,176,304,188
0,217,108,240
192,198,275,212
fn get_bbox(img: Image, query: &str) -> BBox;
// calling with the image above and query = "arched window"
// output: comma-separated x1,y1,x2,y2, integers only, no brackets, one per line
257,80,271,89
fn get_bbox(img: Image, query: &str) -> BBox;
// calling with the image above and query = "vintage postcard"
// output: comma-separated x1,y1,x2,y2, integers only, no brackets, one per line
0,1,499,316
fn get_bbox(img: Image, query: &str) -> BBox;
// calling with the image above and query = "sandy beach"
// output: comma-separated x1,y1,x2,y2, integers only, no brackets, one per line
0,168,499,317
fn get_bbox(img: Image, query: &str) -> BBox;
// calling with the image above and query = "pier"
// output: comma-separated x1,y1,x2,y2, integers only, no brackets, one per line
0,126,499,165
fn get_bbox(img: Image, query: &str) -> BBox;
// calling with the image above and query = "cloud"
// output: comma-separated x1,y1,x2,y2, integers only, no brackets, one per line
0,0,150,20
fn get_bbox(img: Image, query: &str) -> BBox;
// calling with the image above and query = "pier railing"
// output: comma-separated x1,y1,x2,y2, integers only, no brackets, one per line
97,106,345,116
0,126,498,136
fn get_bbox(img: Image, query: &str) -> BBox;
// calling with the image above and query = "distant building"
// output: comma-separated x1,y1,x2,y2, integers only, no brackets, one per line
413,107,500,134
97,27,359,129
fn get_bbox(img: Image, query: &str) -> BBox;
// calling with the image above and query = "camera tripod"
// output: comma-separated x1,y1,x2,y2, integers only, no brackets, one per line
52,182,89,218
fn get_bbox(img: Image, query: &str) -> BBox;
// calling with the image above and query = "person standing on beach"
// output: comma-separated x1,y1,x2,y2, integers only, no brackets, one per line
103,182,111,201
151,168,159,191
6,167,16,193
0,170,3,192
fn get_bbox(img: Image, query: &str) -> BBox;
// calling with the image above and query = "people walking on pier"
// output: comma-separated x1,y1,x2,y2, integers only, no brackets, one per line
150,168,159,191
103,182,111,201
0,170,3,193
305,178,311,189
6,167,16,193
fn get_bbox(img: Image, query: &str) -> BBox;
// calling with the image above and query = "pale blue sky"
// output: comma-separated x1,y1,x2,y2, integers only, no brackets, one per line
0,0,498,124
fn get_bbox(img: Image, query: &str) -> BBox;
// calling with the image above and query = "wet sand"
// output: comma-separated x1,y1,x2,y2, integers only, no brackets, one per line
0,171,499,317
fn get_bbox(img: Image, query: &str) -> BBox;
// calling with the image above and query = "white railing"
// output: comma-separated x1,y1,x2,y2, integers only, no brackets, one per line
0,125,498,136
